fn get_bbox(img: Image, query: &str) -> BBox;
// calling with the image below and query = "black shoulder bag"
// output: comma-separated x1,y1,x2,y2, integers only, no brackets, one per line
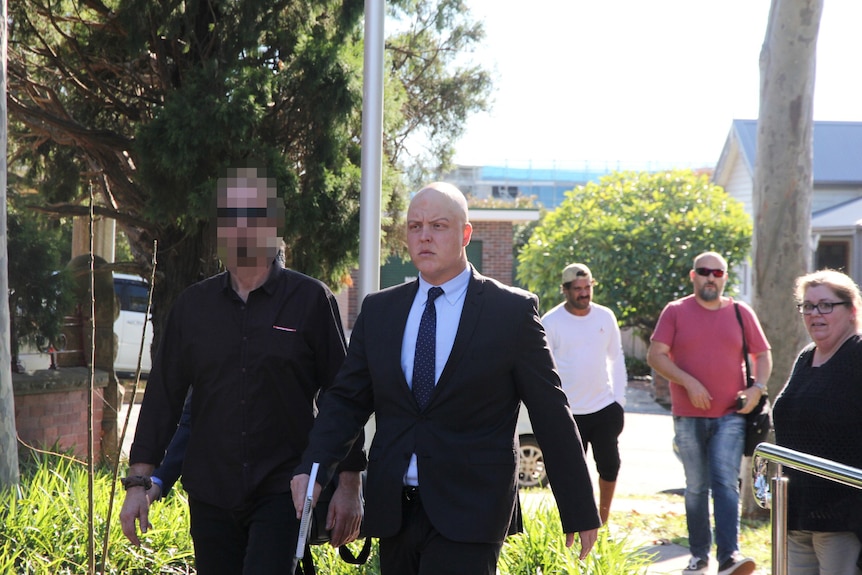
734,303,771,456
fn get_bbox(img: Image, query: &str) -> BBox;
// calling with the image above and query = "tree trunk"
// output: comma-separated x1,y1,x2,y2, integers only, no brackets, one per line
746,0,823,518
0,0,21,488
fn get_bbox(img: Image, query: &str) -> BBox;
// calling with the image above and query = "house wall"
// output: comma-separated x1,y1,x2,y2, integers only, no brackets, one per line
812,187,862,212
723,159,754,215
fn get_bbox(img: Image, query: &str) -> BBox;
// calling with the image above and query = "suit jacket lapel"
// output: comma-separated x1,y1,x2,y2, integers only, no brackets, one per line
435,270,484,394
388,281,419,395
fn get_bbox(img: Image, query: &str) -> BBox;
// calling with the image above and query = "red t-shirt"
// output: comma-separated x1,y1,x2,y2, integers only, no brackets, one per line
651,295,770,417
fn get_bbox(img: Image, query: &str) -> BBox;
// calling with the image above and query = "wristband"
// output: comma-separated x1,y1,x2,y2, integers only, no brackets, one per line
753,382,768,395
121,475,153,491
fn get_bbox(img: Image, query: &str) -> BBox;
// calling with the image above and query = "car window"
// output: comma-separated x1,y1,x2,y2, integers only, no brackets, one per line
126,284,149,313
114,281,150,313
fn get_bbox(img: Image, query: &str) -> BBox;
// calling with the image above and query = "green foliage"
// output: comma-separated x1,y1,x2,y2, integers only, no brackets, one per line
501,497,652,574
387,0,493,184
7,193,74,368
2,458,659,574
9,0,493,343
625,355,652,378
1,453,193,574
518,170,752,334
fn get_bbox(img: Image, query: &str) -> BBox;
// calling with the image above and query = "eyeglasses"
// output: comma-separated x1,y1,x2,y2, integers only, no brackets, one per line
797,301,851,315
217,207,270,219
695,267,726,278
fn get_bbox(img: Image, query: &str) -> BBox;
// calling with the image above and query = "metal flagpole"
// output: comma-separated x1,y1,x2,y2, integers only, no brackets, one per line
358,0,384,309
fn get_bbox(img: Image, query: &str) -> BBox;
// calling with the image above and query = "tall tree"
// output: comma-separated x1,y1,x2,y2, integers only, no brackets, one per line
9,0,370,343
753,0,822,413
386,0,492,185
744,0,823,518
8,0,491,335
1,0,21,489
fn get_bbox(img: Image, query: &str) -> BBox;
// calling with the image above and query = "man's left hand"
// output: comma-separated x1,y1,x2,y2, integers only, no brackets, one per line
326,471,364,547
566,528,598,559
736,387,764,414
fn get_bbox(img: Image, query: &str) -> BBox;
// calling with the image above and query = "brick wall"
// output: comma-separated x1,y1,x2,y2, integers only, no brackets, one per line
470,221,514,285
13,367,109,459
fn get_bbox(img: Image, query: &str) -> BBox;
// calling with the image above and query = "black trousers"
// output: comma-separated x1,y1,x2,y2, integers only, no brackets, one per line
188,492,300,575
379,487,502,575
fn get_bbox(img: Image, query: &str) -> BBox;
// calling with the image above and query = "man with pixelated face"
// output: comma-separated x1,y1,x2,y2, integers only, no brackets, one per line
215,170,285,274
120,166,365,575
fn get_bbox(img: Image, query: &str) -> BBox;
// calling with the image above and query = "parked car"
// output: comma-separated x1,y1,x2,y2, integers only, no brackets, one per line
113,273,153,376
516,405,548,488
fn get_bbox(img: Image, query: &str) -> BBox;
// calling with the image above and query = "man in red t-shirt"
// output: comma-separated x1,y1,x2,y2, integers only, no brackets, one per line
648,251,771,575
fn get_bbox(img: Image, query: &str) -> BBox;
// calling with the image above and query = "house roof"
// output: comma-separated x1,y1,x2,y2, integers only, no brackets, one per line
811,195,862,232
714,119,862,186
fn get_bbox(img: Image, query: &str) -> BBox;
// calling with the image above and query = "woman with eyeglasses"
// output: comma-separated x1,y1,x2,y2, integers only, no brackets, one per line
772,269,862,575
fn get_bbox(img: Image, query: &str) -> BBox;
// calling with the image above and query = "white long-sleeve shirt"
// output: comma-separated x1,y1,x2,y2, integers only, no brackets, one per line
542,302,628,415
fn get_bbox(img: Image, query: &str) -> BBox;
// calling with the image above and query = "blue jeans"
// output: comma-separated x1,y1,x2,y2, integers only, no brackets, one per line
674,413,745,565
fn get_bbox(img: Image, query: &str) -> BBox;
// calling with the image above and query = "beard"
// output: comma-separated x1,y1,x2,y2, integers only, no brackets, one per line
698,283,721,301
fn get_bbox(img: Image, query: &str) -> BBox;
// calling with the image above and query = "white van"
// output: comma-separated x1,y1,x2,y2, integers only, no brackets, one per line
113,273,153,376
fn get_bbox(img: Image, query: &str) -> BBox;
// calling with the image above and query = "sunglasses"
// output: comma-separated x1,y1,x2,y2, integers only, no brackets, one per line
694,267,726,278
217,207,271,219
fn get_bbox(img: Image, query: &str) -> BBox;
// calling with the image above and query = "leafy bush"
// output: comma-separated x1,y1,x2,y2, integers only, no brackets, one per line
517,170,752,336
1,455,657,574
1,453,193,574
625,355,652,378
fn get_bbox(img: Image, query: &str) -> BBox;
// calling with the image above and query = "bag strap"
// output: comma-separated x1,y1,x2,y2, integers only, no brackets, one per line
733,303,754,388
295,543,316,575
339,537,372,564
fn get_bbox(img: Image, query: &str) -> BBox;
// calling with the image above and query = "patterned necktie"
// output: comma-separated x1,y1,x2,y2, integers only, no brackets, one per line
412,286,444,409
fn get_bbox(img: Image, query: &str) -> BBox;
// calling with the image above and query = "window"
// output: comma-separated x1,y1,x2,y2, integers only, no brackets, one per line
816,240,850,273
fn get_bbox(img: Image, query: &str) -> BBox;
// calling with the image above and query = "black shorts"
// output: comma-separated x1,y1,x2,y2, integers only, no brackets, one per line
573,401,625,482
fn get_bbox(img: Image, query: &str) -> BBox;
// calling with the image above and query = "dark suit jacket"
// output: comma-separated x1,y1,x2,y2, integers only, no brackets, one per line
299,268,600,543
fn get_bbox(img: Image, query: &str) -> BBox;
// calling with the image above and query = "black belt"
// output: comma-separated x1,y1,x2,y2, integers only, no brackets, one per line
402,485,420,503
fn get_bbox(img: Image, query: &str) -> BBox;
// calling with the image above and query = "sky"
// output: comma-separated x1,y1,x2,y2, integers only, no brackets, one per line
451,1,862,170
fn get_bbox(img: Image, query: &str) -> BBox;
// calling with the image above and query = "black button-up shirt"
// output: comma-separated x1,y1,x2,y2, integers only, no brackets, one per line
130,263,365,509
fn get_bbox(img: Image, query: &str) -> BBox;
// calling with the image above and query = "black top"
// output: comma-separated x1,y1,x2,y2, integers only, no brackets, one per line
130,262,365,509
772,335,862,532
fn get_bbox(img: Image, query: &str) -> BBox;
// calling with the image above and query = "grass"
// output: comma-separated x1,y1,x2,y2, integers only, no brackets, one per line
1,455,774,574
611,492,773,573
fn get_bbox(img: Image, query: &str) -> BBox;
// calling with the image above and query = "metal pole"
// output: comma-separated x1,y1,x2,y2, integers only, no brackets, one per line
771,469,788,575
753,443,862,575
358,0,384,309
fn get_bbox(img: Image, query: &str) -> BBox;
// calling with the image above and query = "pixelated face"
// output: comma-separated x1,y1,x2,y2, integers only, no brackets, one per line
216,168,282,272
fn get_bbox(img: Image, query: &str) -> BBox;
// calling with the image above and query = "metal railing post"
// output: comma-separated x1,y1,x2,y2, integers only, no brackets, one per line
752,443,862,575
770,469,788,575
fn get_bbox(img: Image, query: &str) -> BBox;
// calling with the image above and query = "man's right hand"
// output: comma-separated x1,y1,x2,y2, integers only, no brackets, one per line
683,378,713,410
290,473,322,519
119,487,151,546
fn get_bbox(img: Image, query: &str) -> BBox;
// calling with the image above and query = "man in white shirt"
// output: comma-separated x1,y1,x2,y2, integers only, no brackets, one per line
542,263,627,525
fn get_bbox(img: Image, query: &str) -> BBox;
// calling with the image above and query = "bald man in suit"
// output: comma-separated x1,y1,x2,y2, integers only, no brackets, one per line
292,182,600,575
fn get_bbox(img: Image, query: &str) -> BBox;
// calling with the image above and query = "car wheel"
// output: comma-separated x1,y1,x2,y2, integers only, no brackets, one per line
518,435,548,488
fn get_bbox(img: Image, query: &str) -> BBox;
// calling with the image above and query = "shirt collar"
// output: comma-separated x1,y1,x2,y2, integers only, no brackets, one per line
222,260,283,296
418,265,470,304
